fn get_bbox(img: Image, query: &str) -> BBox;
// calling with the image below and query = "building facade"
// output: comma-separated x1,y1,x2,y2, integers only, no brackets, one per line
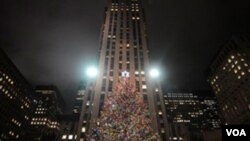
31,85,66,140
57,114,79,141
163,90,221,141
72,81,87,115
76,0,168,140
207,33,250,124
0,48,37,140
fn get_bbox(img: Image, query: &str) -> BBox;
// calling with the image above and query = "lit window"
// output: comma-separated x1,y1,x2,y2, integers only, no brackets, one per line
142,85,147,89
161,128,165,133
68,135,73,140
135,71,139,75
155,88,159,92
141,71,145,75
158,111,162,115
82,127,86,133
86,101,90,106
62,135,67,139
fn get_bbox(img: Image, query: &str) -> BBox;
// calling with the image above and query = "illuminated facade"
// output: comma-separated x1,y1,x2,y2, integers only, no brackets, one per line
31,85,65,140
0,48,37,140
57,114,79,141
207,33,250,124
76,0,168,140
163,90,221,141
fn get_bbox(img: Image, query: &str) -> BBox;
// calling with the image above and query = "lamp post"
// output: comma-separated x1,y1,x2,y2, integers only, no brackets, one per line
76,66,98,141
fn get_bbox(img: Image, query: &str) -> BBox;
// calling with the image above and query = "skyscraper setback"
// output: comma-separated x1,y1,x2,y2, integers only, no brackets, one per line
76,0,168,140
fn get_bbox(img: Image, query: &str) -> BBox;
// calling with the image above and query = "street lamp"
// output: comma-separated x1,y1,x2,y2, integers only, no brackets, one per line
149,68,160,78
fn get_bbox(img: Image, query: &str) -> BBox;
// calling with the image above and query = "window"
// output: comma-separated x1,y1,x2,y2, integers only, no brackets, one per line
135,71,139,75
142,85,147,89
82,127,86,133
110,71,114,76
68,135,73,140
62,135,67,140
119,63,122,69
108,81,113,92
127,64,130,70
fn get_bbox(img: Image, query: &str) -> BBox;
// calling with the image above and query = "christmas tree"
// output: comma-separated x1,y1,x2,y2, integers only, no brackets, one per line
89,75,160,141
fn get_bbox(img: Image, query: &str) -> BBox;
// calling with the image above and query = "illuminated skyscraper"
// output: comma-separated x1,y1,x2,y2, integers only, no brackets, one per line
163,90,221,141
76,0,168,140
0,48,37,140
207,33,250,124
31,85,65,140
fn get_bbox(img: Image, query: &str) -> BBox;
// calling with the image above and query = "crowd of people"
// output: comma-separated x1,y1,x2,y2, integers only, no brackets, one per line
89,77,160,141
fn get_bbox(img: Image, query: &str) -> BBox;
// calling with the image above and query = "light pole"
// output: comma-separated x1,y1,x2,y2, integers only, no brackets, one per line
76,66,98,141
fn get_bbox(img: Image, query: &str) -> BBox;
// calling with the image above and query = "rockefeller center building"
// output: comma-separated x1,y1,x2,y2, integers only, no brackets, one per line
76,0,168,140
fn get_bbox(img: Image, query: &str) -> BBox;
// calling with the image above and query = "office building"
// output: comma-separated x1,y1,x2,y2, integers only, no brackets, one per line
163,90,221,141
207,33,250,124
76,0,168,140
57,114,79,141
0,48,37,140
30,85,66,140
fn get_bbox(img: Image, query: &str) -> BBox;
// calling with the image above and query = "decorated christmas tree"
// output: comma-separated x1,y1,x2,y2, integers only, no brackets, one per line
89,75,160,141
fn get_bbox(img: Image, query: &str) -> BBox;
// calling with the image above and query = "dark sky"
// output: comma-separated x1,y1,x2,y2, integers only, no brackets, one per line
1,0,250,112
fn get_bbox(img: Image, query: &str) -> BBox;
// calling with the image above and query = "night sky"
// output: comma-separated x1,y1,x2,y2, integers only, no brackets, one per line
1,0,250,112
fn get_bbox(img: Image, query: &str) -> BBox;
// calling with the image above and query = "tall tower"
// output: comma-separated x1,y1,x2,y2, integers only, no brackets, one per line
77,0,168,140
